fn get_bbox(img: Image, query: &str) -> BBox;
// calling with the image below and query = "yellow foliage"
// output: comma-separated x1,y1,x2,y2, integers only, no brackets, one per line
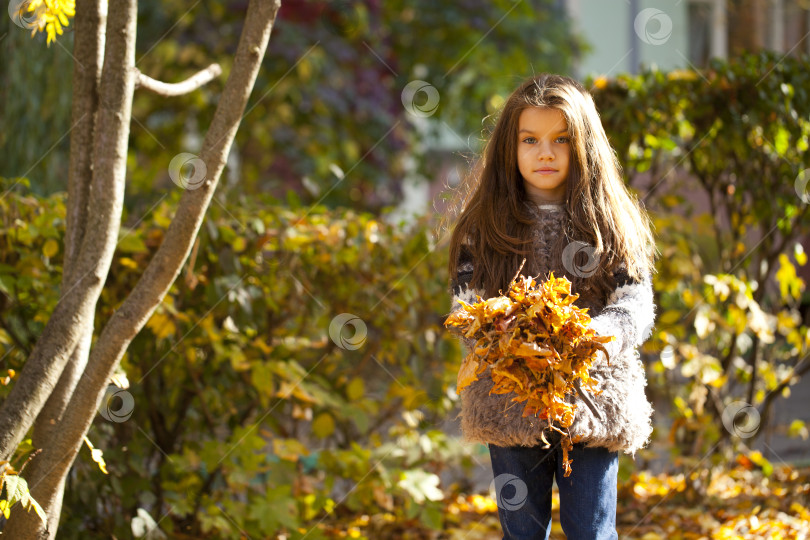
42,238,59,258
83,436,108,475
23,0,76,46
145,310,176,341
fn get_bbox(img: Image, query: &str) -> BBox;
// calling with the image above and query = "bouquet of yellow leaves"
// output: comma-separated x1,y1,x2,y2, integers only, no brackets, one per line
444,260,615,476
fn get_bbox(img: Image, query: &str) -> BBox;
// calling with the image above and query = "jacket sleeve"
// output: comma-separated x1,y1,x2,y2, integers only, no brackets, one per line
448,244,486,352
589,262,657,363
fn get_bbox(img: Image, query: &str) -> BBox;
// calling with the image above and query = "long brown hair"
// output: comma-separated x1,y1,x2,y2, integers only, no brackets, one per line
441,73,658,302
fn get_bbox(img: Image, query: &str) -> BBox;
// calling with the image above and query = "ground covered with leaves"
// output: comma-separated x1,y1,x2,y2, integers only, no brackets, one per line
310,455,809,540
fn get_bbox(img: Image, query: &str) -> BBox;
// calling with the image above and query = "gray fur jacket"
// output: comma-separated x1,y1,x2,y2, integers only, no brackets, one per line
448,201,656,456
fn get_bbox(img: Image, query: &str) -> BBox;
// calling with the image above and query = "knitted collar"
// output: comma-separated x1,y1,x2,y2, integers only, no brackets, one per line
524,199,566,211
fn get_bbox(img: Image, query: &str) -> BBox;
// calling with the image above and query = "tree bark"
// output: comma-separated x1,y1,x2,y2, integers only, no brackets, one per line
28,4,107,532
33,0,107,447
5,0,282,537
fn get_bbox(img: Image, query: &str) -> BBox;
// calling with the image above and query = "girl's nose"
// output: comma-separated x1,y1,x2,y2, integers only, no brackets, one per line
537,144,554,159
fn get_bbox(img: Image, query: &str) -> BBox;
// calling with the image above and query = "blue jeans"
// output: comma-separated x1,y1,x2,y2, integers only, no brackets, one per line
488,434,619,540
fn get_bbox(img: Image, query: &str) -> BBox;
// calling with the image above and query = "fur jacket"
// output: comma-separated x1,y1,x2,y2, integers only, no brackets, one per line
448,201,656,456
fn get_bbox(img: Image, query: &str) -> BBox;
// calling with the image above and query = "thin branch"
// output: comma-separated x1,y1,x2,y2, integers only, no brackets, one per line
689,152,725,271
746,334,760,405
0,317,31,357
135,64,222,97
720,329,738,374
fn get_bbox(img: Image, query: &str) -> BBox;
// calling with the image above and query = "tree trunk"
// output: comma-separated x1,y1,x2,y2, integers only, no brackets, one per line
0,0,125,462
33,0,107,458
26,1,106,532
4,0,282,537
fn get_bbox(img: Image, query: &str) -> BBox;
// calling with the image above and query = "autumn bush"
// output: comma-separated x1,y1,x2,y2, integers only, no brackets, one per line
1,177,473,538
589,50,810,465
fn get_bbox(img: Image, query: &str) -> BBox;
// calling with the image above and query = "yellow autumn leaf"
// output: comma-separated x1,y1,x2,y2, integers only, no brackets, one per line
456,354,478,392
272,438,309,461
346,377,364,401
658,310,682,325
775,253,804,301
119,257,139,269
83,436,108,475
42,238,59,258
795,243,807,266
146,311,176,340
312,412,335,438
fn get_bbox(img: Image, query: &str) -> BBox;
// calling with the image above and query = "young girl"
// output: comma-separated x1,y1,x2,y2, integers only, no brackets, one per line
444,74,658,539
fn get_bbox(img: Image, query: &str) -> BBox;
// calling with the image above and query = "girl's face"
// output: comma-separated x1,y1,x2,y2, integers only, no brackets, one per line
516,106,571,204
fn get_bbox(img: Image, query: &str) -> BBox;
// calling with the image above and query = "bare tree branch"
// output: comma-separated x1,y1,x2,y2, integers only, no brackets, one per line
135,63,222,96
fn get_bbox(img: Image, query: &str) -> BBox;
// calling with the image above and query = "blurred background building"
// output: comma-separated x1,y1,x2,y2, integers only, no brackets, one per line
568,0,810,78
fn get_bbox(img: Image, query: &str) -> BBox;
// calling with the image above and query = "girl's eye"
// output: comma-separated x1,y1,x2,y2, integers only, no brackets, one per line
521,136,569,144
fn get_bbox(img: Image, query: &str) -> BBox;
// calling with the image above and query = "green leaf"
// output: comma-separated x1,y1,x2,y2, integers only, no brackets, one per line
117,230,147,253
421,504,444,530
0,474,47,524
1,474,27,503
0,274,15,294
773,125,789,156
